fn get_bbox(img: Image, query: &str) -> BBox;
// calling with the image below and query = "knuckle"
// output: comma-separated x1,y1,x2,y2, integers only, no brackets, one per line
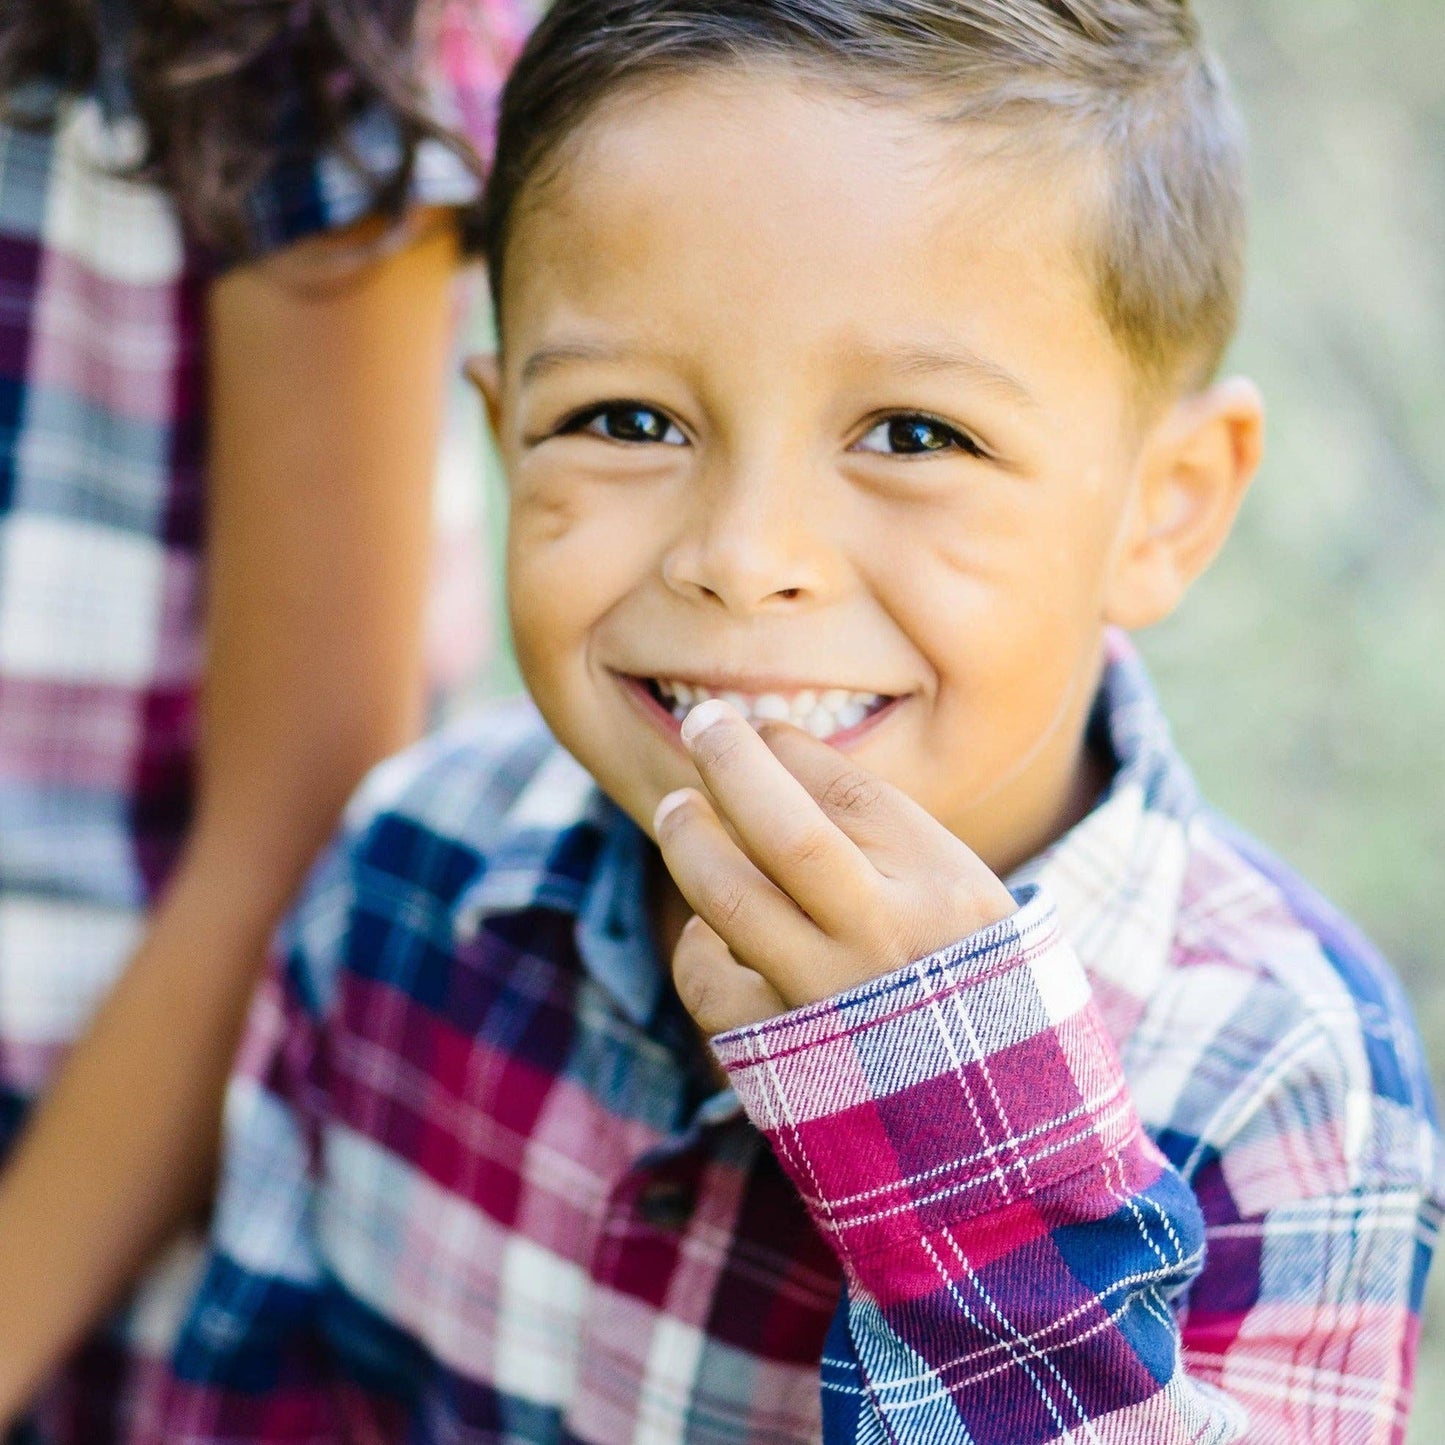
692,725,746,774
820,768,884,820
780,824,833,873
699,875,749,930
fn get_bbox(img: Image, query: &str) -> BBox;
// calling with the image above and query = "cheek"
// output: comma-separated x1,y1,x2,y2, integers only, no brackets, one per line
505,470,655,671
871,496,1107,710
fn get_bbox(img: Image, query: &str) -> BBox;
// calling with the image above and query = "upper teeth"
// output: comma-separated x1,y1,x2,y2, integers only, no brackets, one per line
653,680,884,738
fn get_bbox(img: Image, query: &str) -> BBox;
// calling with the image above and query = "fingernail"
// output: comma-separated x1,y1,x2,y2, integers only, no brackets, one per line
680,698,734,746
653,789,692,831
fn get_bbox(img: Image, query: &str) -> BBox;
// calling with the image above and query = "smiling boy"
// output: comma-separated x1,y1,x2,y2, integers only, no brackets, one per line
150,2,1441,1442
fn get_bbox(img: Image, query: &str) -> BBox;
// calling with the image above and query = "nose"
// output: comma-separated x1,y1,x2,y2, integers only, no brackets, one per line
661,466,838,615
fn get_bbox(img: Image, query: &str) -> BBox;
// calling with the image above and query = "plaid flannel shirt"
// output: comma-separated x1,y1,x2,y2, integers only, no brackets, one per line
147,635,1442,1444
0,3,535,1436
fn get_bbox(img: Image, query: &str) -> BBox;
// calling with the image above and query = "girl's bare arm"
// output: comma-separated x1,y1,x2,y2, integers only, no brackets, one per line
0,208,464,1420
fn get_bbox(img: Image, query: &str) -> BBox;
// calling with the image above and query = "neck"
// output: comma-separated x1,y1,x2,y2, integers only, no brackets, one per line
974,730,1113,881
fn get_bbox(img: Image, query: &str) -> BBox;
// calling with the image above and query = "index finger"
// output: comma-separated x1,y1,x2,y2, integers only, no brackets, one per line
680,699,877,931
755,720,967,863
757,721,1017,918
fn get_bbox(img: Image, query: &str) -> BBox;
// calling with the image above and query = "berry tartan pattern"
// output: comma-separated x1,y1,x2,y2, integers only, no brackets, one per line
145,636,1443,1443
0,3,534,1437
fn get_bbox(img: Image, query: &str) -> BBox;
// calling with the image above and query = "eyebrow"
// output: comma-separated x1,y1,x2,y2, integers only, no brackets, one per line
520,340,639,387
518,336,1039,410
861,343,1040,410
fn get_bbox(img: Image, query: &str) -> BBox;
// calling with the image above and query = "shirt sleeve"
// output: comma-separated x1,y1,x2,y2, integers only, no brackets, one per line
711,885,1439,1445
237,0,537,259
136,845,361,1443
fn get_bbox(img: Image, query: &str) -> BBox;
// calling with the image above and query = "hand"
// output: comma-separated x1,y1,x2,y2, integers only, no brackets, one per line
653,699,1019,1036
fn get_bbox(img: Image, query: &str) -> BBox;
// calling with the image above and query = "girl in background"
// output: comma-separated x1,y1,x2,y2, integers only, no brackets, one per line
0,0,534,1436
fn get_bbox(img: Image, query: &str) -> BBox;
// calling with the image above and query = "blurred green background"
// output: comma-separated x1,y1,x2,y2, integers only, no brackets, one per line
460,0,1445,1429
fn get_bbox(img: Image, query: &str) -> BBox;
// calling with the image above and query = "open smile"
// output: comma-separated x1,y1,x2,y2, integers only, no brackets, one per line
621,673,902,745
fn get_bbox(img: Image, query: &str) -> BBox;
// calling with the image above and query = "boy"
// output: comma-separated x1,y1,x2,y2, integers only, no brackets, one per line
147,1,1442,1441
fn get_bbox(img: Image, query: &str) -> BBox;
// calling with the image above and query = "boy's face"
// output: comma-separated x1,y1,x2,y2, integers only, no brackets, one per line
489,72,1168,874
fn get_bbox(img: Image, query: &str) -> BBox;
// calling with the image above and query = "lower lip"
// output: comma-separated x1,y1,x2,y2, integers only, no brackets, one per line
616,674,904,750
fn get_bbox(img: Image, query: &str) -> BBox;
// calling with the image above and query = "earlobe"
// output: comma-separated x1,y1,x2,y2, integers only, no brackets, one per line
463,352,505,439
1105,376,1265,631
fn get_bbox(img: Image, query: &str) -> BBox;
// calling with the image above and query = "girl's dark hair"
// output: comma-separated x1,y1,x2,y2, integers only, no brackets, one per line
482,0,1247,391
1,0,484,259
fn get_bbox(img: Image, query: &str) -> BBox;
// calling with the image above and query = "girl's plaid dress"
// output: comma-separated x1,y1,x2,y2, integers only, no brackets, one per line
0,3,534,1438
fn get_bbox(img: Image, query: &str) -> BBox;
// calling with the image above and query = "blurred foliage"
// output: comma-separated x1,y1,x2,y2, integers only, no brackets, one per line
1141,3,1445,1432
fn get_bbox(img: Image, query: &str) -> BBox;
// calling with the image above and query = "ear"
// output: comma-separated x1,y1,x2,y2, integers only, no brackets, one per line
1104,376,1265,630
463,352,504,439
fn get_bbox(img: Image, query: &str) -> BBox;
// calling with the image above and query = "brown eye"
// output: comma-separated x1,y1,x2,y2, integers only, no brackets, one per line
855,414,983,457
565,403,687,446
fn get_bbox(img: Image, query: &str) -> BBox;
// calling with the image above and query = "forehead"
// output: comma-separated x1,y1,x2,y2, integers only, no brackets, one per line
502,68,1126,397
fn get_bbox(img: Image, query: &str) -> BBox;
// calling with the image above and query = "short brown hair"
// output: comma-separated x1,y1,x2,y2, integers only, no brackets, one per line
480,0,1247,392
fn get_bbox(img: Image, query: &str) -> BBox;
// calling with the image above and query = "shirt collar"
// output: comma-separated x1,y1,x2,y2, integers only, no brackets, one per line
451,744,663,1026
1013,630,1201,1038
454,631,1201,1033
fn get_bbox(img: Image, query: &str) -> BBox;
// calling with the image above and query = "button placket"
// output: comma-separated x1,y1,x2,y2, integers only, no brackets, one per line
570,1145,707,1437
635,1175,697,1231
